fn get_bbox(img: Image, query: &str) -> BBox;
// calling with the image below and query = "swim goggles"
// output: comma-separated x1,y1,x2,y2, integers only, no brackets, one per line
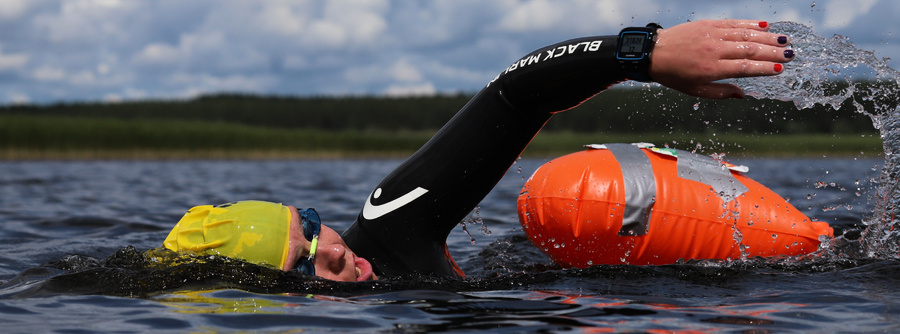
293,208,321,276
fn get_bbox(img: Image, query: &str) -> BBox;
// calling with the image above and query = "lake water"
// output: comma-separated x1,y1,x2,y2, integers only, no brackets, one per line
0,155,896,333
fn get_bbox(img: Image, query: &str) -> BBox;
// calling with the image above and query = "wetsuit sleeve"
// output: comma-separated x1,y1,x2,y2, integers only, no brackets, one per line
341,35,626,277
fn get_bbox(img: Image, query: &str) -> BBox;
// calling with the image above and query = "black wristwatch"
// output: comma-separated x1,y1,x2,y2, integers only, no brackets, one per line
616,23,662,82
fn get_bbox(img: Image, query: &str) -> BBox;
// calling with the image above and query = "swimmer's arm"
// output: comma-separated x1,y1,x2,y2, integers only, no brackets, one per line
490,34,622,115
492,20,794,113
341,35,625,277
342,19,795,278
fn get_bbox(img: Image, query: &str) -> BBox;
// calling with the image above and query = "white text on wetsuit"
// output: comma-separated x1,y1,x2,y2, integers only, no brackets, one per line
487,40,602,87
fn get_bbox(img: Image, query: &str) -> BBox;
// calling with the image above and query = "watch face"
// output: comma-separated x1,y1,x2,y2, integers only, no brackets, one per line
618,32,647,59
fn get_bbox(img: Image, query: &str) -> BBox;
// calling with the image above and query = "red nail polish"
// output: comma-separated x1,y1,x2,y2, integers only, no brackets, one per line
731,93,745,99
774,63,783,72
759,21,768,28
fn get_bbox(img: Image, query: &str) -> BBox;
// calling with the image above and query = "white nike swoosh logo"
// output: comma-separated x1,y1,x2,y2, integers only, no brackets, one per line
362,187,429,220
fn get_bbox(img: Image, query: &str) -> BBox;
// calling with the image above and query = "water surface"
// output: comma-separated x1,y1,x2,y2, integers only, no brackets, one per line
0,157,893,332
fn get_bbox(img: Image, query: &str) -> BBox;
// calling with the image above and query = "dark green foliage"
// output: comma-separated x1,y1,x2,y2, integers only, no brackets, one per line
544,87,877,135
0,87,882,157
0,93,470,132
0,115,435,154
0,88,878,135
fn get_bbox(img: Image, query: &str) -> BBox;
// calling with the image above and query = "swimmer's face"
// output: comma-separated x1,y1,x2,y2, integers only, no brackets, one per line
284,206,377,281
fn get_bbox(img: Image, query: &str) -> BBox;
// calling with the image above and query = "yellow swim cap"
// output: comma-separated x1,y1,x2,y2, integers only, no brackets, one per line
163,201,292,270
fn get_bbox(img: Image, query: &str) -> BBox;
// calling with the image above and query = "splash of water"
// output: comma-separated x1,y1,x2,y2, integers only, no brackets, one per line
733,22,900,259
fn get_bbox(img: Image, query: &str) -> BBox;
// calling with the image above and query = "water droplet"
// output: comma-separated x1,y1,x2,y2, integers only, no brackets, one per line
721,22,900,259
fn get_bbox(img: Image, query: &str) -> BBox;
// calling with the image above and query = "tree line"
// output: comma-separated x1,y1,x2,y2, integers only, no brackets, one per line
0,85,879,135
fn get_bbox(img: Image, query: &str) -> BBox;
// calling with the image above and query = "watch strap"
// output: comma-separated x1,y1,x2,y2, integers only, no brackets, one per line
618,23,662,82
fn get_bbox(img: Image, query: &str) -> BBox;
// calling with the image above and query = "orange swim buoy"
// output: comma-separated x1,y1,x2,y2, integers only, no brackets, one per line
517,143,833,267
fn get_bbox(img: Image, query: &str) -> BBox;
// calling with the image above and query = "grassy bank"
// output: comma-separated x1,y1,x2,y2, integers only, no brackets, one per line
0,115,883,160
0,115,435,159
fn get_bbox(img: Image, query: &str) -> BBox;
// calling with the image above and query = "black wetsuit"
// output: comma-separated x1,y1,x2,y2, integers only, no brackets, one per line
341,35,629,278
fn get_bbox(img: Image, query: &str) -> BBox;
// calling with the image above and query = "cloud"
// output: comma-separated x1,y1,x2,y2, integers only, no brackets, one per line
0,0,31,20
495,0,644,33
384,82,436,97
0,46,28,71
7,92,29,105
32,0,137,44
822,0,878,28
497,0,567,32
133,43,181,66
32,66,66,81
165,72,274,92
0,0,897,104
247,0,389,50
388,59,424,82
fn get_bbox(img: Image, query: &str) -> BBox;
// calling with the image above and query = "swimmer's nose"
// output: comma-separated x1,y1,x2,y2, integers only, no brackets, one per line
315,243,349,273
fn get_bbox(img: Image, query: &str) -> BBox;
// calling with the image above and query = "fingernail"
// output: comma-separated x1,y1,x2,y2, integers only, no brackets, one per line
774,63,784,72
759,21,768,28
777,36,788,44
784,49,794,58
731,92,745,99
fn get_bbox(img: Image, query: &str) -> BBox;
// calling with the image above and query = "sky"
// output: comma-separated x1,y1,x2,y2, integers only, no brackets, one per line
0,0,897,105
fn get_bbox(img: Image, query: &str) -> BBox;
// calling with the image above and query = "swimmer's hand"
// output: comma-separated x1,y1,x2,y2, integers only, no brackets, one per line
649,19,794,99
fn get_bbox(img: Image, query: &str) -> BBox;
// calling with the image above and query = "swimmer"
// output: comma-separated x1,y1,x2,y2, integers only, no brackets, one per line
164,201,376,281
164,19,798,281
